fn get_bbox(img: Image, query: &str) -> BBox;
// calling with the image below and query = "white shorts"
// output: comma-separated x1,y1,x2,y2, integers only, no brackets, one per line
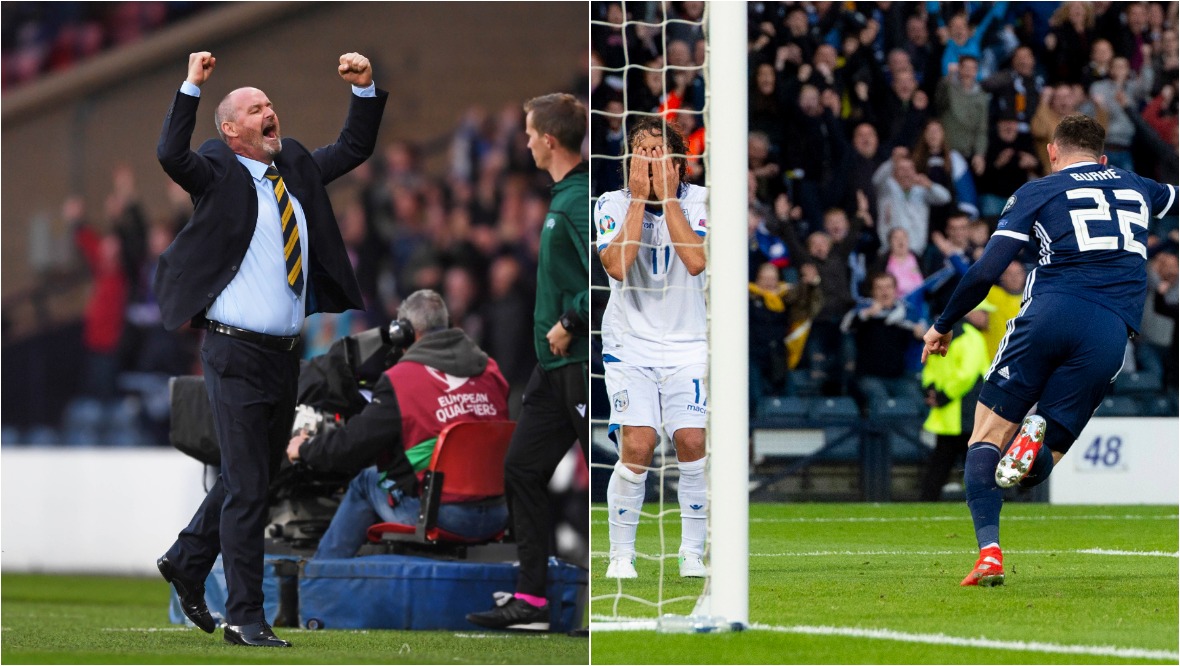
604,361,707,445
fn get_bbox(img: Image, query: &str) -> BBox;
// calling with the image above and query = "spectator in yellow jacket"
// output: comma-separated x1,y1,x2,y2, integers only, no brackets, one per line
981,261,1026,359
919,305,993,501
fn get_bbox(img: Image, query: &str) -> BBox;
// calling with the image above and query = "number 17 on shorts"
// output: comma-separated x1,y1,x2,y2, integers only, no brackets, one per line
604,362,707,440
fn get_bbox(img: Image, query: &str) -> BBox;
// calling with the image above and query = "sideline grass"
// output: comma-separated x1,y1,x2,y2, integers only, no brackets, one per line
1,573,587,664
590,503,1179,664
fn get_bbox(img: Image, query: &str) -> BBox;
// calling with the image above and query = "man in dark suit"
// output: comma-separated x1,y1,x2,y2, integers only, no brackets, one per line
154,51,386,647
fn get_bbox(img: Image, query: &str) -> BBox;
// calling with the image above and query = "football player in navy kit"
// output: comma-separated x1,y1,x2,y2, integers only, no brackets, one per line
921,114,1177,586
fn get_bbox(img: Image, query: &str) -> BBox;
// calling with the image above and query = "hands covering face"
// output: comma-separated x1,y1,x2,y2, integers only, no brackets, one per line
628,144,680,203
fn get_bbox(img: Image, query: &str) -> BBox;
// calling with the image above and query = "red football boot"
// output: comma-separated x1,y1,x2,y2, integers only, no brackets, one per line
995,415,1047,488
961,546,1005,587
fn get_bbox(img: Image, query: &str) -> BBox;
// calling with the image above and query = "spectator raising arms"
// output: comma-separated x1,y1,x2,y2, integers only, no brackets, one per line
841,271,926,412
748,261,822,409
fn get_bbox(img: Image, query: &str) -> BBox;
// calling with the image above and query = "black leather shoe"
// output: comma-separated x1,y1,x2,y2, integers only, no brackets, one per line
223,621,291,647
157,556,217,633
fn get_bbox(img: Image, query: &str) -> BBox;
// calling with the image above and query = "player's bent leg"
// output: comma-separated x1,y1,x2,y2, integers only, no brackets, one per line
673,428,707,578
995,414,1047,488
1015,413,1074,489
606,426,658,579
961,400,1023,587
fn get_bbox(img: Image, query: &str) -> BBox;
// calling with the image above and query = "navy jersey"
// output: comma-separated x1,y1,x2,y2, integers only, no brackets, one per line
991,163,1175,331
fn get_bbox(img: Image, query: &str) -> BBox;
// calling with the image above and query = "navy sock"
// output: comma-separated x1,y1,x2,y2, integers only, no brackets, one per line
1018,444,1055,489
964,443,1002,550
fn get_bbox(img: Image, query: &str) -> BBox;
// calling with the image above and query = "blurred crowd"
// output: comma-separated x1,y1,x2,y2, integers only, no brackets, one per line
5,92,587,446
2,2,212,90
590,1,1179,425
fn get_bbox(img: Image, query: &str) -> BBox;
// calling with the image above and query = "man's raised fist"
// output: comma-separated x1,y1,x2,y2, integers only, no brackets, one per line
186,52,215,87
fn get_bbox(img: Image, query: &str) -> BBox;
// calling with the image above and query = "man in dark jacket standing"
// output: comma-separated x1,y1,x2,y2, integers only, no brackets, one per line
467,93,589,632
154,51,386,648
287,290,510,558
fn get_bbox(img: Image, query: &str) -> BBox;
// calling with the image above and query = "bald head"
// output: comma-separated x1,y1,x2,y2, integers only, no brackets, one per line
215,89,241,141
215,87,282,163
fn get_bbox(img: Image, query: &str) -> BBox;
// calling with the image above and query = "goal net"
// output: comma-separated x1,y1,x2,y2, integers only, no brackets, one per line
588,1,748,632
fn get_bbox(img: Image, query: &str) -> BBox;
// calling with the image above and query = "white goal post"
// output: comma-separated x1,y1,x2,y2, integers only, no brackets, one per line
703,0,749,629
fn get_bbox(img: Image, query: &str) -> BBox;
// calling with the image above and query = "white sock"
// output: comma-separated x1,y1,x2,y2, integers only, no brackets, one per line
607,460,646,559
677,456,707,557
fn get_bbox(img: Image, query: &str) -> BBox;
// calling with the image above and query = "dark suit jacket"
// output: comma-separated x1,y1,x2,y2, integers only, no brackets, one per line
154,87,388,331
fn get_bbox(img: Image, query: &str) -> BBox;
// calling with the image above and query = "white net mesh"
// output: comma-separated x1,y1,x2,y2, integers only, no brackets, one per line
588,1,718,632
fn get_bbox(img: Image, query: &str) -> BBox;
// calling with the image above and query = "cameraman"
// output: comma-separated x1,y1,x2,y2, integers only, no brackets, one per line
287,289,510,558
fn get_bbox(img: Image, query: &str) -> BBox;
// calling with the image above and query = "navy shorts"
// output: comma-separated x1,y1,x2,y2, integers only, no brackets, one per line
978,292,1128,450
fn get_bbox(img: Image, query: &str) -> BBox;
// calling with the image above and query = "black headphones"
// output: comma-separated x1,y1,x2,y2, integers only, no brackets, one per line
385,318,415,350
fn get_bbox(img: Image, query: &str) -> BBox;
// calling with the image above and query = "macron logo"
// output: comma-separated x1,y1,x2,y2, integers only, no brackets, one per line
576,403,587,417
998,366,1011,380
689,504,704,511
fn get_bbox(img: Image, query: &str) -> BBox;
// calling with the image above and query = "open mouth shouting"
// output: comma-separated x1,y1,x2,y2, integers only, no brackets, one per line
261,117,281,152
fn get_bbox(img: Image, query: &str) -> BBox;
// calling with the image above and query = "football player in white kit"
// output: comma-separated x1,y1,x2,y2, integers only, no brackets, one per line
596,117,708,579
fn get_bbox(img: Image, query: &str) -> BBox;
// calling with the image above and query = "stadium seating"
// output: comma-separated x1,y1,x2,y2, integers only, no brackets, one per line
62,398,106,446
1114,370,1164,395
63,397,104,432
1098,395,1141,417
788,370,822,397
1139,393,1180,417
23,426,59,446
867,396,924,420
757,395,809,420
866,397,929,464
809,397,860,422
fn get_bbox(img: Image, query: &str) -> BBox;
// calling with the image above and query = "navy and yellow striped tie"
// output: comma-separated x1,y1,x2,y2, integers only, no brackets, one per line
264,166,304,295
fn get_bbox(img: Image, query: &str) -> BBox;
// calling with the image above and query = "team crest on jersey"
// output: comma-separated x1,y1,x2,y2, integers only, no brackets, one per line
612,390,629,413
1001,195,1016,216
598,214,617,236
697,218,706,228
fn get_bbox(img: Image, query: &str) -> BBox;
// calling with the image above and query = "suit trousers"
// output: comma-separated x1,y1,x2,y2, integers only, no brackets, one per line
503,362,588,597
166,331,298,625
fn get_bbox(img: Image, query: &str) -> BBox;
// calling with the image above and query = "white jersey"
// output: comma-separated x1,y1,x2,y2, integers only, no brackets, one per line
595,183,708,367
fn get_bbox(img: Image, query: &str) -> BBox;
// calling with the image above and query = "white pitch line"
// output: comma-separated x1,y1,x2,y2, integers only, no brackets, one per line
745,514,1180,524
100,628,191,632
753,624,1180,662
593,619,658,631
589,617,1180,662
1077,548,1180,557
749,548,1180,559
590,513,1178,524
589,548,1179,559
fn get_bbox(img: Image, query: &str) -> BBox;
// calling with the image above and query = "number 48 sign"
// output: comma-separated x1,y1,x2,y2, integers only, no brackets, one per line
1078,435,1127,471
1050,418,1178,504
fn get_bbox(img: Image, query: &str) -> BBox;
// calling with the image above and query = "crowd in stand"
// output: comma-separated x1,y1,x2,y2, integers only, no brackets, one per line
590,1,708,196
6,94,585,446
1,2,212,90
741,0,1179,417
590,1,1179,425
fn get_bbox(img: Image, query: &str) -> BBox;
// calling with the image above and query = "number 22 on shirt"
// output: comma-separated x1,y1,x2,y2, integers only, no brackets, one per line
1066,187,1148,258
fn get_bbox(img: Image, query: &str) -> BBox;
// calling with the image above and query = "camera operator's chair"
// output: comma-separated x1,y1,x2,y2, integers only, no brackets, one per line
366,420,515,548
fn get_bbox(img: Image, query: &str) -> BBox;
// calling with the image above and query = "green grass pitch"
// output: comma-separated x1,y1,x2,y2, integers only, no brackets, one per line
0,573,587,664
590,502,1179,664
